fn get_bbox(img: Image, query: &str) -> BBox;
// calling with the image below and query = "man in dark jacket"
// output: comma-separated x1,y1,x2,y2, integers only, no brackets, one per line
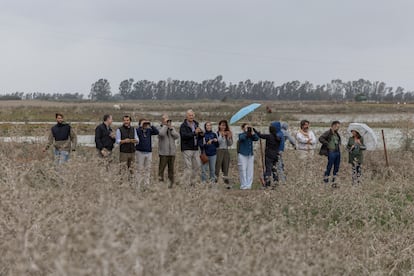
116,115,139,178
136,118,159,187
44,113,77,166
319,121,341,187
179,109,203,185
95,114,115,158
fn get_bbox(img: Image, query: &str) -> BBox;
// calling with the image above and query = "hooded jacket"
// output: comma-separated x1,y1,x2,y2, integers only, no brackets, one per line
281,122,296,149
271,121,285,153
254,127,281,158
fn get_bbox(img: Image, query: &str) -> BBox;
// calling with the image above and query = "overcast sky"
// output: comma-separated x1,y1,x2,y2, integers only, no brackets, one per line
1,0,414,94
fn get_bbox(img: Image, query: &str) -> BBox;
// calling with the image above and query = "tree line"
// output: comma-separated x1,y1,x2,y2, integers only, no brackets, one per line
2,76,414,102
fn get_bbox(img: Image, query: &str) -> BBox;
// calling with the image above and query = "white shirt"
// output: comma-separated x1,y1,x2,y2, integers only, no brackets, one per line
296,130,317,150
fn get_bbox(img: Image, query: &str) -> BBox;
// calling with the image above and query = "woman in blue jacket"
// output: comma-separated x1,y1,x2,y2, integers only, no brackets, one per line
200,122,219,183
238,123,259,189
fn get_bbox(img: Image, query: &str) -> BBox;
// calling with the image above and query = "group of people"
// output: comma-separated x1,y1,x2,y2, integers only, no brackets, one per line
44,110,366,189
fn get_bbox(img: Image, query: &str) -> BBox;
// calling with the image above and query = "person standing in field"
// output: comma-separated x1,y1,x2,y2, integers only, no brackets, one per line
347,129,366,185
179,109,203,186
254,125,281,188
116,115,139,178
281,122,297,150
135,118,159,188
270,121,286,183
237,123,259,190
44,113,77,165
215,120,233,187
319,121,341,187
158,114,179,188
296,120,317,159
200,122,219,184
95,114,116,159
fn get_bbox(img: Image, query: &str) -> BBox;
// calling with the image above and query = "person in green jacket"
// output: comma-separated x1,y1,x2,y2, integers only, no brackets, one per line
347,129,366,185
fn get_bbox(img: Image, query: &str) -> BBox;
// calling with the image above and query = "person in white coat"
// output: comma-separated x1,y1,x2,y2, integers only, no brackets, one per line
296,120,317,160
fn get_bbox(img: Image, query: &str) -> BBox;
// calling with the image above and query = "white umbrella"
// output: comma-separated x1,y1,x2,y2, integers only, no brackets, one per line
347,123,378,150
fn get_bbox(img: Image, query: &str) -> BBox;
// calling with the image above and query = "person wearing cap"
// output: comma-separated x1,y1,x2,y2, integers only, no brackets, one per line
347,129,366,185
158,114,179,188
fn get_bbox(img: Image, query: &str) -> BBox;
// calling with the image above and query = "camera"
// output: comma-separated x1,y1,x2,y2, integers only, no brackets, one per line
143,121,151,128
166,119,172,125
247,127,252,133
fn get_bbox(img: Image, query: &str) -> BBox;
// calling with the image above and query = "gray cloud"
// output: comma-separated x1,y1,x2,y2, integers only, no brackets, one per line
1,0,414,94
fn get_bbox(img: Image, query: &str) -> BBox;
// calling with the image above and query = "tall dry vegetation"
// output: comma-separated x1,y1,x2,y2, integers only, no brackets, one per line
1,141,414,275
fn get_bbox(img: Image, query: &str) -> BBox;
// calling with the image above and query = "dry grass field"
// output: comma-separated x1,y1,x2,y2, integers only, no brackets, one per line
1,100,414,275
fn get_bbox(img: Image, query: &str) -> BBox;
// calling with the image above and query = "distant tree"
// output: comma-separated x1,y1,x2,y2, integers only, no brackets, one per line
90,79,112,101
119,78,134,99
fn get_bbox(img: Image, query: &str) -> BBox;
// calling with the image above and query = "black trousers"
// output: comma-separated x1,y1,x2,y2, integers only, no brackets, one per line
264,155,278,185
159,155,175,185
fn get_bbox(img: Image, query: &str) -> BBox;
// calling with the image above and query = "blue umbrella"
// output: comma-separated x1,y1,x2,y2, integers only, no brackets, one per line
229,103,262,125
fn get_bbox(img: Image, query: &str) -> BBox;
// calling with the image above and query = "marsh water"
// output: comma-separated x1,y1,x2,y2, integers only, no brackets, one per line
0,122,408,150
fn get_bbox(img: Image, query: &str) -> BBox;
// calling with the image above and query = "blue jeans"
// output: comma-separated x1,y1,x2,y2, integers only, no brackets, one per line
202,154,217,182
324,151,340,182
54,149,70,166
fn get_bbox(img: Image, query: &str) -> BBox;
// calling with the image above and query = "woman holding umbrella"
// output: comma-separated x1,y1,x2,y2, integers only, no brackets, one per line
347,129,366,185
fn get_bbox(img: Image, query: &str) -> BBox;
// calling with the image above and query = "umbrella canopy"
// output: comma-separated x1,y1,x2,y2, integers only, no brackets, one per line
229,103,261,125
347,123,378,150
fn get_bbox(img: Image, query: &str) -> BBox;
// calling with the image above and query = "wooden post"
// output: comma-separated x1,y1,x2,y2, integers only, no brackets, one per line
381,129,389,167
259,138,266,186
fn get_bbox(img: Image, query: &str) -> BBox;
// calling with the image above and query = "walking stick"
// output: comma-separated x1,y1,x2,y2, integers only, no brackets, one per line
259,138,266,186
381,129,389,167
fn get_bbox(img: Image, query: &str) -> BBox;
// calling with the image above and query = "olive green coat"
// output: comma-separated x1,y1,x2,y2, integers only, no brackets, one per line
347,136,366,164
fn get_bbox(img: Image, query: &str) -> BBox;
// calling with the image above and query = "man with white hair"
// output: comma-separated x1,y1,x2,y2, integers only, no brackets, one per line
179,109,203,185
